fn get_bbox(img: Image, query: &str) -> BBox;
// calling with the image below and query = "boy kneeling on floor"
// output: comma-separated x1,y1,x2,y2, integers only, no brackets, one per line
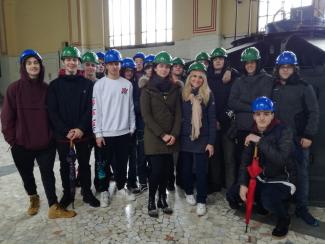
227,96,296,237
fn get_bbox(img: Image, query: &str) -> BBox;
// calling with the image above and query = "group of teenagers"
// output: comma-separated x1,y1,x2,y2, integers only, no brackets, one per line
0,43,320,238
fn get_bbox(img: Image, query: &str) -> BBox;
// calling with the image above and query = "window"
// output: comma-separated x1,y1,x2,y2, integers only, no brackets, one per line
258,0,313,32
141,0,172,44
107,0,173,47
108,0,135,47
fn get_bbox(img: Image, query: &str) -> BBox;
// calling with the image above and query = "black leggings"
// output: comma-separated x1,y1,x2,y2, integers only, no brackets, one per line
148,154,173,198
11,144,57,206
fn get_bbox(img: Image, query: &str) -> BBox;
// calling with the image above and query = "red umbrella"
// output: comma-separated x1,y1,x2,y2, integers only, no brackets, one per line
245,145,262,232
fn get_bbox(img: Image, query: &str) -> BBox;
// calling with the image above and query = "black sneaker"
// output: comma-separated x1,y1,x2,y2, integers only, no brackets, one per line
128,186,141,195
167,184,175,192
272,216,291,237
140,184,148,192
83,192,100,208
295,207,320,227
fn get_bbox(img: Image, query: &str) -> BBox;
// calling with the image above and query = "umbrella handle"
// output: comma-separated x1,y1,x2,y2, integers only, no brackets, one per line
253,145,258,158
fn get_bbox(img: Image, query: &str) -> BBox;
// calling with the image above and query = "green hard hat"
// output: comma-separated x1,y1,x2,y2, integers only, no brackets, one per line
187,62,207,74
82,51,99,64
154,51,173,65
240,47,261,62
61,46,81,61
172,57,185,66
211,47,227,59
195,51,210,62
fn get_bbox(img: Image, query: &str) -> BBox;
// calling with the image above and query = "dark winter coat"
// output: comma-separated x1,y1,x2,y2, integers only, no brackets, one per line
180,91,216,153
140,74,182,155
238,119,296,186
47,74,93,140
272,73,319,140
207,67,240,132
228,70,273,131
1,64,53,150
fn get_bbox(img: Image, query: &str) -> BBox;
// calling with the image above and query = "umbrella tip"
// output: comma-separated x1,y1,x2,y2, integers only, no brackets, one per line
245,225,248,233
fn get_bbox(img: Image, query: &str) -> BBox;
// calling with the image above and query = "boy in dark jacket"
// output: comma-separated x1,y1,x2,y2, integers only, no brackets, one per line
236,97,296,238
207,47,240,191
272,51,320,226
47,46,100,208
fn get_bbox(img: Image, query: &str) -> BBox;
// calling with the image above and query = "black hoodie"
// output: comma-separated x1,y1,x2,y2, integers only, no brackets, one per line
47,73,93,140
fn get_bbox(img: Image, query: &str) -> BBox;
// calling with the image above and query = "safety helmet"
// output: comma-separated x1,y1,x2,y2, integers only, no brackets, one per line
154,51,173,65
276,51,298,65
252,96,274,112
122,57,136,69
210,47,228,59
82,51,99,64
240,47,261,62
133,52,145,61
104,49,123,64
20,49,42,64
187,62,207,74
61,46,81,61
172,57,185,66
96,51,105,60
195,52,210,62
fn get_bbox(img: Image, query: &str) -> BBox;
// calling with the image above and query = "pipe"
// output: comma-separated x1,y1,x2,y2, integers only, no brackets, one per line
248,0,252,36
234,0,238,41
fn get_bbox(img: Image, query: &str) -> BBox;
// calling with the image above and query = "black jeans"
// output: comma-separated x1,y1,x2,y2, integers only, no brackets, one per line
57,139,92,196
234,130,250,183
136,130,149,185
127,134,137,188
94,145,110,192
102,134,130,190
11,144,58,206
148,154,173,198
181,151,208,203
226,181,291,219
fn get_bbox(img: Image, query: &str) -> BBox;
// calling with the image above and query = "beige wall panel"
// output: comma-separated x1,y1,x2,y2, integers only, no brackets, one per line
83,0,105,49
68,0,81,45
173,0,192,40
197,0,213,28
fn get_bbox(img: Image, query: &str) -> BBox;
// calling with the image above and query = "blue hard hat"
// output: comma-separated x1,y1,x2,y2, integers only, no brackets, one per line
276,51,298,65
96,51,105,60
252,96,274,112
144,54,155,64
104,49,123,64
20,49,42,64
133,52,145,61
122,57,136,69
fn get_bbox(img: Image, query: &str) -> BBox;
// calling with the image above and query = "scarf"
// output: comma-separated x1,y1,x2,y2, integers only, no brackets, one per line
188,93,203,141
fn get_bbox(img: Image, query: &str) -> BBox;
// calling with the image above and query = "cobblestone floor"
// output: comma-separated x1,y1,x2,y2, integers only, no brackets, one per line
0,133,325,244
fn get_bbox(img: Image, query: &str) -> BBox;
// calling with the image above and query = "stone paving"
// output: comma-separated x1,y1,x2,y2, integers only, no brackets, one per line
1,133,325,244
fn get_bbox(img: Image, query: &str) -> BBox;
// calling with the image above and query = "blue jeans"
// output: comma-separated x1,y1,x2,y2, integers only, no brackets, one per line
181,151,208,203
295,148,310,210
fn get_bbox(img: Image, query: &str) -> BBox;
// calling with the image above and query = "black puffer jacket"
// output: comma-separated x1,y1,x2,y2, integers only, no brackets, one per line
228,70,273,131
47,74,93,140
272,73,319,140
238,119,296,186
207,66,240,132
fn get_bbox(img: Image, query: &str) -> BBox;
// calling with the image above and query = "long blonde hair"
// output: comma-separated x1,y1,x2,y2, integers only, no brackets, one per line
182,71,210,105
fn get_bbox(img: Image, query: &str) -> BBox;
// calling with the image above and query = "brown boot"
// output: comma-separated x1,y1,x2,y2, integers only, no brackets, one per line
27,194,40,216
48,203,77,219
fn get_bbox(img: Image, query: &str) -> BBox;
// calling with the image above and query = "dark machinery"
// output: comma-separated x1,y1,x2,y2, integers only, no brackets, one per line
226,5,325,206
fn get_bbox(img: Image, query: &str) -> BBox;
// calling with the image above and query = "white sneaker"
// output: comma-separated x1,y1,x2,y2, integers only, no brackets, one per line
185,194,196,206
100,191,109,208
108,182,117,195
116,188,136,201
196,203,206,216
